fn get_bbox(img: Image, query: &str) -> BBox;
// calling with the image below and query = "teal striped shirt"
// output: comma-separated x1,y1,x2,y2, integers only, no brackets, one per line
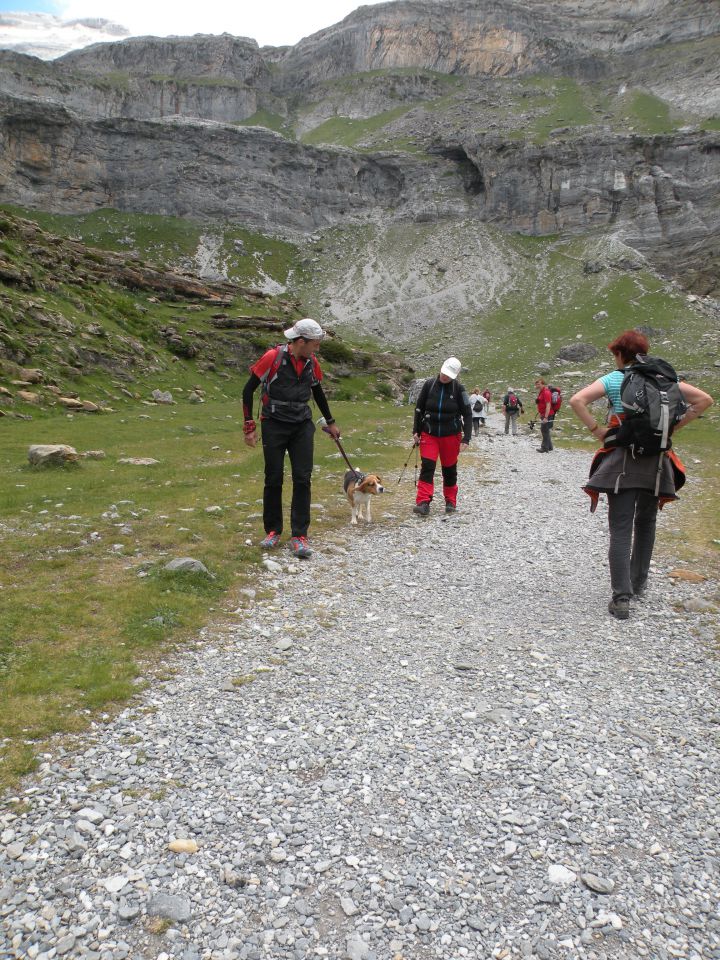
600,369,624,415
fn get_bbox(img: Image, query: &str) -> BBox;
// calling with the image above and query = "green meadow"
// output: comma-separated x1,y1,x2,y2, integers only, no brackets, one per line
0,395,416,792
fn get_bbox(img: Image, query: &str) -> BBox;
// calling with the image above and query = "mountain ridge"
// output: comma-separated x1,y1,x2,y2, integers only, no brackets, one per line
1,0,719,319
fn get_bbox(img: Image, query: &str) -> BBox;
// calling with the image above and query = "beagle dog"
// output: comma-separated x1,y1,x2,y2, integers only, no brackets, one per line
343,470,384,524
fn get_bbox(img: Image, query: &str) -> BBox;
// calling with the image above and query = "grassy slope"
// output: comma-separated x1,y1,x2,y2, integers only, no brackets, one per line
459,233,720,390
292,221,720,395
0,209,415,792
8,207,304,290
0,396,414,793
287,68,718,151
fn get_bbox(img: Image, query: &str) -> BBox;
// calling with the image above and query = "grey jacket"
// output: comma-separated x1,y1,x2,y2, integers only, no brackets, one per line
585,446,677,498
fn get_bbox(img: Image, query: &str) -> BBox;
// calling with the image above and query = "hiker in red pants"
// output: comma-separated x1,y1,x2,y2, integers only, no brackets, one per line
412,357,472,516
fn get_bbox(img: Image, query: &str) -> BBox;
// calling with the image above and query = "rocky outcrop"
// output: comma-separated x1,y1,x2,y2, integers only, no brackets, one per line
0,209,250,304
55,2,720,91
2,88,717,275
0,53,260,122
58,33,269,83
0,93,469,232
446,130,720,253
1,1,719,293
295,72,447,136
0,1,718,140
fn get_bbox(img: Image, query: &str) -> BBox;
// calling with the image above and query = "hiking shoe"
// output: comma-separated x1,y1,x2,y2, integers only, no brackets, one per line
412,501,430,516
444,501,457,514
260,531,281,549
289,536,313,559
608,597,630,620
632,580,647,598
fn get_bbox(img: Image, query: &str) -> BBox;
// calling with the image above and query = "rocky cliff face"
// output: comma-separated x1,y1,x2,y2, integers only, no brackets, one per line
0,52,260,123
3,88,716,280
1,0,719,294
454,131,720,292
58,33,269,82
454,131,720,243
1,2,717,123
0,93,468,233
57,1,720,88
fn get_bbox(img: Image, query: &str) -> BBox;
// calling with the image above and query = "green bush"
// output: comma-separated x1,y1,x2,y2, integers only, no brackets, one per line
321,338,357,364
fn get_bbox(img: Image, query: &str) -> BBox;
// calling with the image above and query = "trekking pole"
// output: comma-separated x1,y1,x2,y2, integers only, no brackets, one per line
414,439,419,488
396,441,418,485
317,417,363,479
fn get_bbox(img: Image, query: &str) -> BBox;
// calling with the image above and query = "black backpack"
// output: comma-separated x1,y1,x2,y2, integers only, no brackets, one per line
473,399,482,413
614,356,687,455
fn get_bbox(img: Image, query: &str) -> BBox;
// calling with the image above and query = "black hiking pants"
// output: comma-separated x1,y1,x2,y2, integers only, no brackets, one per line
607,489,658,600
540,419,553,451
261,417,314,538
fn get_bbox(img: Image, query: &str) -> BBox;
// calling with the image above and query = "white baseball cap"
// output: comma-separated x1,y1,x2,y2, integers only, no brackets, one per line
440,357,461,379
284,318,325,340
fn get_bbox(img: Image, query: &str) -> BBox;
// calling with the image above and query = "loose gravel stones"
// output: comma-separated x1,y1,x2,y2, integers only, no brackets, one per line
2,422,719,959
581,873,616,895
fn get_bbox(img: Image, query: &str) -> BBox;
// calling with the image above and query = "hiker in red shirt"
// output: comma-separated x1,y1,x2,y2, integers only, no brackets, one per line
534,377,553,453
242,319,340,559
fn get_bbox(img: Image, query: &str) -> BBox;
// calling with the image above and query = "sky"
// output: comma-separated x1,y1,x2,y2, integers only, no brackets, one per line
0,0,391,47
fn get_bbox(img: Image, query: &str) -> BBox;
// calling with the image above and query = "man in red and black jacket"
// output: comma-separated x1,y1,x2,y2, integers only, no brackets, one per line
534,377,554,453
412,357,472,516
242,318,340,558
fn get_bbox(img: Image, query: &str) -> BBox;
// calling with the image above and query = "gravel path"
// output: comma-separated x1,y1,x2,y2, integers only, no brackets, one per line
2,422,719,960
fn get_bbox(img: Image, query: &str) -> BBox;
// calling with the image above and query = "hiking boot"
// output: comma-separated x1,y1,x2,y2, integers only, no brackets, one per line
289,535,312,559
412,501,430,516
608,597,630,620
536,448,548,453
632,580,647,598
444,501,457,514
260,531,281,549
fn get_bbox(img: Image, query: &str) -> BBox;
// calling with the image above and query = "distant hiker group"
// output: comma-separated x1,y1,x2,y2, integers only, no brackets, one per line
241,323,714,623
467,389,489,435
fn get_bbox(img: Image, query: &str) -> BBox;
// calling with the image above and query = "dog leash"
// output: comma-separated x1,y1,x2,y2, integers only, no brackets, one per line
317,418,363,480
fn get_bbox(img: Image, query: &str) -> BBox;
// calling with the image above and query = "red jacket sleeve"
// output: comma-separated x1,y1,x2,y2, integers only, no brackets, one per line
250,347,280,379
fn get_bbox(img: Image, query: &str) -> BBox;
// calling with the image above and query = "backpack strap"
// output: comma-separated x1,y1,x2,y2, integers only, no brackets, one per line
260,344,288,388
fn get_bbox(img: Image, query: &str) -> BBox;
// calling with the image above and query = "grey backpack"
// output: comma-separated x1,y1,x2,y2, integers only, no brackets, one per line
615,356,687,455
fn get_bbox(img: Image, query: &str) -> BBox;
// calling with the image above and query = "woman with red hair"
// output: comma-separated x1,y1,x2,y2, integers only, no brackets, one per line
570,331,713,620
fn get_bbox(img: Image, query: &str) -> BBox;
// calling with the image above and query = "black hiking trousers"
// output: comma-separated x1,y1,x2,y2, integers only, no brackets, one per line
261,417,314,538
540,419,553,451
607,488,658,600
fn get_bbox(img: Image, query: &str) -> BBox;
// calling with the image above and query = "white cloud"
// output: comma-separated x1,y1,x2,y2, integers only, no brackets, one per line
57,0,389,47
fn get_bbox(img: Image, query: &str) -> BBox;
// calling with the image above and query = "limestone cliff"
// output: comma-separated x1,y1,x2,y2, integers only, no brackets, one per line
0,93,452,233
2,1,718,122
2,89,716,286
1,0,719,294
